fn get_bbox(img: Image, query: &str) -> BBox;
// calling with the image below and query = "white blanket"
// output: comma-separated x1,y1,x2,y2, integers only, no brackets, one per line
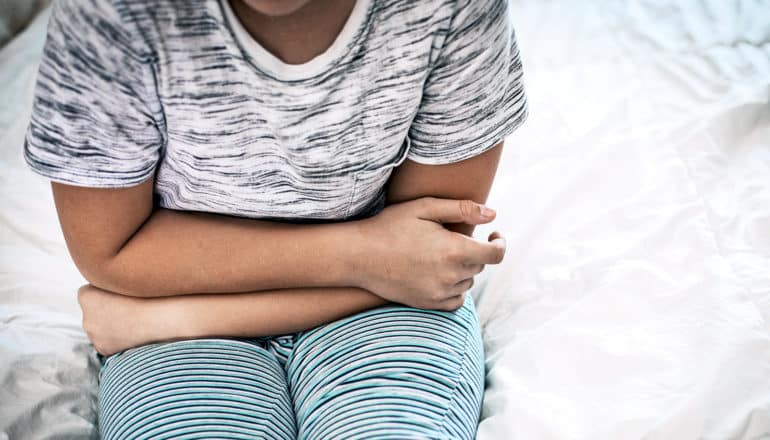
1,1,769,439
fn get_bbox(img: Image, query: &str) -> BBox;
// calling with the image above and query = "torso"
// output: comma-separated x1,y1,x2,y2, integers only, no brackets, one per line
122,0,455,221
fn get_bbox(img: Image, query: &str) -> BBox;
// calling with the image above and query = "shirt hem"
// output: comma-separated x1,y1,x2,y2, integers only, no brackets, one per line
24,149,157,189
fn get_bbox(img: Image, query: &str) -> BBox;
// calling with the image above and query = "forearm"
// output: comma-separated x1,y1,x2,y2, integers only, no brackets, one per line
80,283,392,355
78,285,396,355
152,287,391,341
93,208,364,297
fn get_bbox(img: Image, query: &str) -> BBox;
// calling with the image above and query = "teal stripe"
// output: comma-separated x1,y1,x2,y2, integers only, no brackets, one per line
98,295,484,439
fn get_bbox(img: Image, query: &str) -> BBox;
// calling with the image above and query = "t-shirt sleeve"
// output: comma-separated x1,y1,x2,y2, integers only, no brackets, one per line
407,0,528,165
23,0,163,188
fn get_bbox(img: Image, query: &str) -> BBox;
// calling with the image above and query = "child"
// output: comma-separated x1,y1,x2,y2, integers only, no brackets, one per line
24,0,527,438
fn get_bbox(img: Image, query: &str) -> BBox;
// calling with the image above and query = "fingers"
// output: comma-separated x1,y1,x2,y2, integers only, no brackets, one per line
459,263,485,280
488,230,504,242
436,289,469,312
486,231,506,262
457,231,506,265
451,277,474,296
416,197,496,225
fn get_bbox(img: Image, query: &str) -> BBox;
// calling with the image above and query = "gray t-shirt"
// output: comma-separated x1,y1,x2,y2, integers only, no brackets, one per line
24,0,527,221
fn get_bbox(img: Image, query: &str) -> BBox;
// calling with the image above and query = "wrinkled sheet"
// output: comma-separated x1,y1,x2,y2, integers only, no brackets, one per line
474,0,770,439
0,8,99,439
1,1,769,439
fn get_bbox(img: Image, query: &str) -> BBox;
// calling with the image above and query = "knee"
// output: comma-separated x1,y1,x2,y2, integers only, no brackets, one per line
98,339,296,440
291,296,481,362
287,303,485,438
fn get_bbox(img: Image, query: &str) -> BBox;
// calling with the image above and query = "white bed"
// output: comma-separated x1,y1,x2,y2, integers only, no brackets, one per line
1,1,769,439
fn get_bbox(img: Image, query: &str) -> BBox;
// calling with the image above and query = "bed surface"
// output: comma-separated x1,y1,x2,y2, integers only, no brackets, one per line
1,1,769,439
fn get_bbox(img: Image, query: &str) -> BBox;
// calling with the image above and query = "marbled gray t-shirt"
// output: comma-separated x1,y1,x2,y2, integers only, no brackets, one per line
24,0,527,221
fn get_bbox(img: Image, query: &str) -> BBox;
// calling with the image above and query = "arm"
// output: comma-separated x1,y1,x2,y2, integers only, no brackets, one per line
52,144,502,297
78,284,391,356
53,177,365,297
78,144,506,355
387,142,504,236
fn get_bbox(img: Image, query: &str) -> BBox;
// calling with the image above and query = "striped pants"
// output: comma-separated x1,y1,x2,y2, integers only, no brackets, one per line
97,294,485,439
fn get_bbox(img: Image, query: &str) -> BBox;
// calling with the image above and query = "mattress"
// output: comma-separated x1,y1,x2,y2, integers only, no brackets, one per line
1,1,769,439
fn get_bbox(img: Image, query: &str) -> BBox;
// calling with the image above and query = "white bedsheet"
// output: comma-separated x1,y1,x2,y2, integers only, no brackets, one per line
1,1,769,439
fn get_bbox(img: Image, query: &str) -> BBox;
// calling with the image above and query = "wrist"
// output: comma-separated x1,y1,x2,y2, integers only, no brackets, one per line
341,218,378,290
149,296,199,342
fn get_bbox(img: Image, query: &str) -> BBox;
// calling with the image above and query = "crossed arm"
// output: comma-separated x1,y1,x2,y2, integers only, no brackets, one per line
63,143,505,355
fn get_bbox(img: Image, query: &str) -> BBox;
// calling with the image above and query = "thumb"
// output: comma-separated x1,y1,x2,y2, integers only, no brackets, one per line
416,197,496,225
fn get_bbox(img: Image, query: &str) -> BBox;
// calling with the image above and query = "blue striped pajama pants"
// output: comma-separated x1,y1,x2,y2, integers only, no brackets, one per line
97,294,486,439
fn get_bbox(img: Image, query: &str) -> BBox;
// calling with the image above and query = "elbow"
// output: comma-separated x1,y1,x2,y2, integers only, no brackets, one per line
75,257,149,297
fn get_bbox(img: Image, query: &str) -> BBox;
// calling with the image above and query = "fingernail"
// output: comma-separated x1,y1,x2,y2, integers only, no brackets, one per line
481,206,495,218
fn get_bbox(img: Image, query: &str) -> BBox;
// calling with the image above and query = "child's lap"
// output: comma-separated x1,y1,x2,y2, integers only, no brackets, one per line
98,295,484,439
102,294,481,373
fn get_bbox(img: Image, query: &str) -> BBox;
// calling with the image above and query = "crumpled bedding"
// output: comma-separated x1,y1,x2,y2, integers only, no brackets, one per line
1,1,769,439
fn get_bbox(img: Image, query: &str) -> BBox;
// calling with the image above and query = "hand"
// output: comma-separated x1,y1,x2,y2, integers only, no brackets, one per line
355,197,506,311
77,284,155,356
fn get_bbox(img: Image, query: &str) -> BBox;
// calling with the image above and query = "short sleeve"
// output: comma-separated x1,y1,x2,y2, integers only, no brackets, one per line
23,0,163,188
407,0,528,165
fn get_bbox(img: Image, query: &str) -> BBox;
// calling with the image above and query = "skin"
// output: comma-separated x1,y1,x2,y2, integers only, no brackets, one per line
231,0,358,64
75,145,505,355
239,0,315,17
70,1,508,356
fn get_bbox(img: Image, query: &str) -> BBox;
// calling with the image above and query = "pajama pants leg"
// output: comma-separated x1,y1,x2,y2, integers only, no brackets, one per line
284,294,485,440
97,339,296,439
97,296,485,440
